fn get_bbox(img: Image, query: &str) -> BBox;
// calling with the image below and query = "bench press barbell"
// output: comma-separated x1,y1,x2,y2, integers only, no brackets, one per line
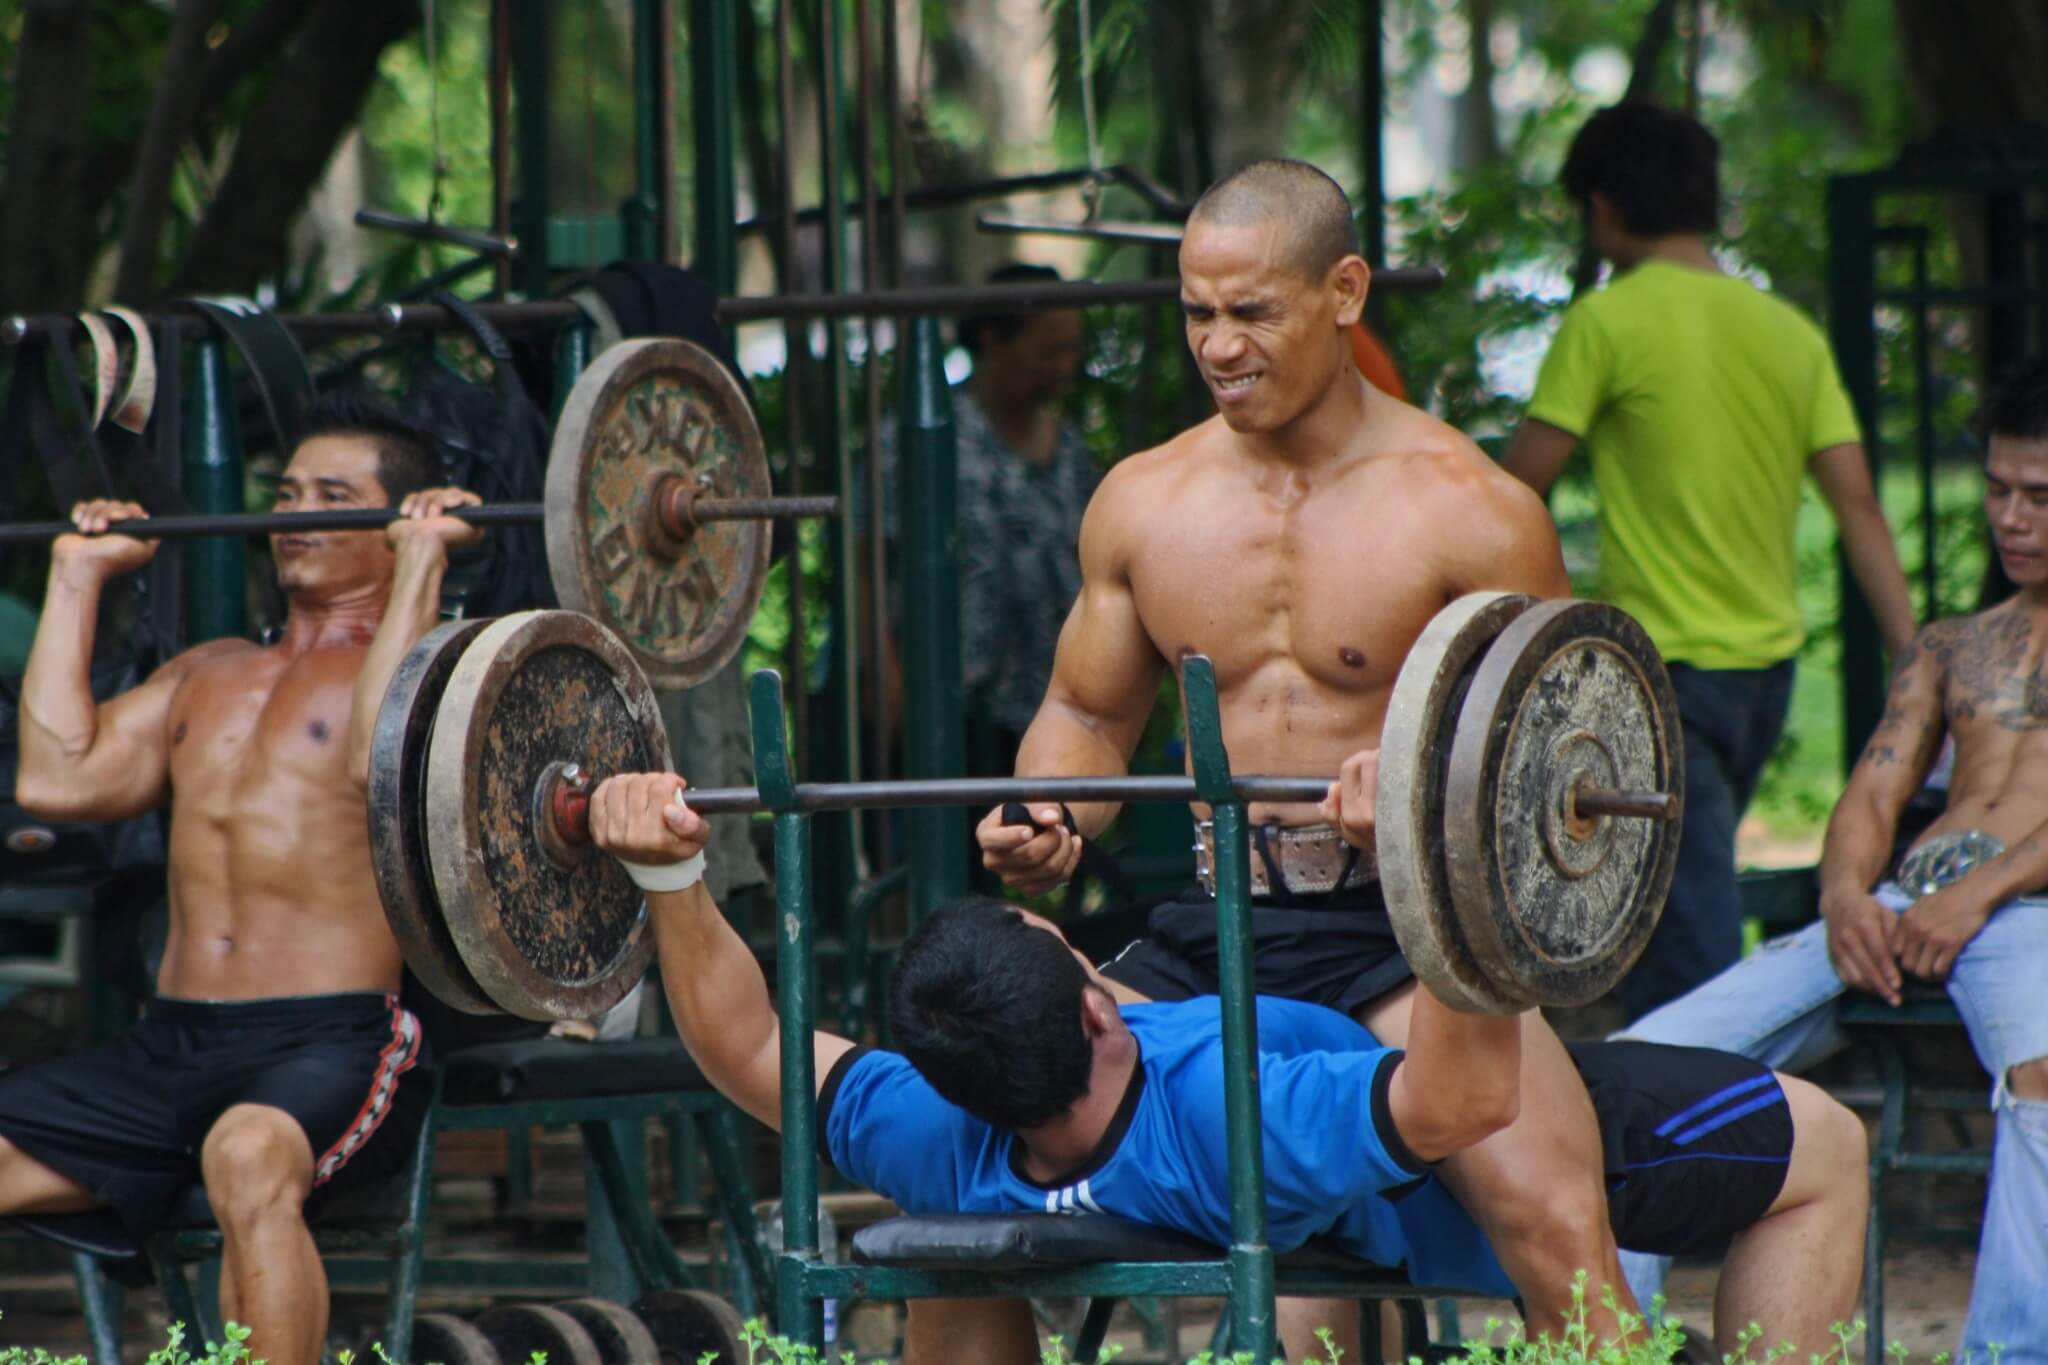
0,338,814,689
368,594,1683,1023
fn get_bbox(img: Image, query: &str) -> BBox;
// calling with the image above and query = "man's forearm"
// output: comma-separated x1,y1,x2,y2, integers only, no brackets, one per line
19,564,108,774
1839,502,1917,658
346,542,450,787
1819,793,1901,897
649,884,785,1129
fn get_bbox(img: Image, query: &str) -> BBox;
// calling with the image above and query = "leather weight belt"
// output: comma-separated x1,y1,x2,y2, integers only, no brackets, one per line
1194,821,1377,898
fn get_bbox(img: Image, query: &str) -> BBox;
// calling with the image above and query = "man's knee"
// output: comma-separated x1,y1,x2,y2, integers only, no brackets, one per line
200,1106,314,1228
2006,1055,2048,1102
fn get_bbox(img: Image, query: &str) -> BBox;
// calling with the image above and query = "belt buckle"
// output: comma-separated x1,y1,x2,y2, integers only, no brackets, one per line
1896,830,2005,899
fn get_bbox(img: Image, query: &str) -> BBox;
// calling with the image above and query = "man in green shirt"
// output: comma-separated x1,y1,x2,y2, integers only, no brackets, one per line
1503,102,1915,1020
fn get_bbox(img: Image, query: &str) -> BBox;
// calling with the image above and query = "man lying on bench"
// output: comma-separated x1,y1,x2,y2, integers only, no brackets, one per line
585,772,1866,1364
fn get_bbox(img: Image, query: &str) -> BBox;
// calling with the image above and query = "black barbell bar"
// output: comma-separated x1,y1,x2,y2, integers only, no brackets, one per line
543,770,1674,831
0,493,841,547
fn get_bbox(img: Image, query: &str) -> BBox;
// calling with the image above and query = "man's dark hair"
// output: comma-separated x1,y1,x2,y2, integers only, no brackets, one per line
887,897,1096,1129
1561,102,1719,239
296,391,443,505
1187,159,1361,280
958,263,1065,355
1982,359,2048,444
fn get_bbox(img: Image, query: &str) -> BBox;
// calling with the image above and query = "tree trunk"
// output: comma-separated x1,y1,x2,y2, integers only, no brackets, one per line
0,0,97,312
1569,0,1682,296
171,0,422,297
114,0,226,301
1453,0,1501,173
1210,0,1307,172
1892,0,2048,128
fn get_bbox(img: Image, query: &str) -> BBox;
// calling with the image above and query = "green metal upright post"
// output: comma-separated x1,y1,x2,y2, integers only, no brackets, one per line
182,337,245,642
755,670,823,1345
1184,656,1275,1360
816,0,860,781
1827,175,1885,766
627,0,666,260
512,5,553,297
690,0,740,294
554,321,593,419
1359,0,1387,273
899,318,967,922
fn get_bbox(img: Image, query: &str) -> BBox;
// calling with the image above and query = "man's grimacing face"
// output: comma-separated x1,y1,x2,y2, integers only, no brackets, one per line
1177,218,1354,435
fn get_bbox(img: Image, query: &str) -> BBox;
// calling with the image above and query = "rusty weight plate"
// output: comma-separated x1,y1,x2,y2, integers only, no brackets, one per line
367,617,498,1015
1374,591,1536,1014
425,610,670,1021
544,337,772,689
1443,599,1683,1008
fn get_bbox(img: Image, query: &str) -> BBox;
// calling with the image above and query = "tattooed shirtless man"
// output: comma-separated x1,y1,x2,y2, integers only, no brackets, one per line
1619,360,2048,1363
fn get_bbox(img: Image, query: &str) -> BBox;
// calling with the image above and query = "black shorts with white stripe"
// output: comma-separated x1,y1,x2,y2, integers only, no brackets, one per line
0,991,425,1251
1570,1040,1795,1259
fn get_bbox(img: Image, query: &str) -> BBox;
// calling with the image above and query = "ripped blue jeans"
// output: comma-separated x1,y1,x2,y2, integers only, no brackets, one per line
1615,884,2048,1363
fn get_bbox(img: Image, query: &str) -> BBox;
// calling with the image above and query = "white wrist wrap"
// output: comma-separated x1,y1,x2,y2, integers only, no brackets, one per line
620,850,706,893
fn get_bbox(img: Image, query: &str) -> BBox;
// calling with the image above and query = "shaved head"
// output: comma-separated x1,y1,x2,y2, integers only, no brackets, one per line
1187,160,1360,280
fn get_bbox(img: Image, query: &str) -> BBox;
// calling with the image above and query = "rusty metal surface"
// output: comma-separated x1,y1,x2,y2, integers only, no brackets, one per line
366,617,498,1015
1374,591,1536,1015
544,337,772,689
1443,599,1683,1009
426,611,669,1021
555,1298,661,1365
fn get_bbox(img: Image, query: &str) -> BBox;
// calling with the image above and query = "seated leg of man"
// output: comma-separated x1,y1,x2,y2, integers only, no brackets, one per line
1937,898,2048,1365
1712,1075,1867,1357
0,1138,100,1215
201,1104,325,1365
1364,985,1640,1343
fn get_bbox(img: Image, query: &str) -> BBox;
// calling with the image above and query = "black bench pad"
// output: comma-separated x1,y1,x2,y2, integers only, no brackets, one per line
439,1036,711,1105
852,1213,1410,1278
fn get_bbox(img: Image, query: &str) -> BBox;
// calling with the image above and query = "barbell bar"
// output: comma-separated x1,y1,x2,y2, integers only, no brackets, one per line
537,765,1675,837
0,491,840,546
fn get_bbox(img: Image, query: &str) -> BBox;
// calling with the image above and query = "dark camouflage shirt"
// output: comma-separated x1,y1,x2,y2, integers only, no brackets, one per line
878,388,1100,735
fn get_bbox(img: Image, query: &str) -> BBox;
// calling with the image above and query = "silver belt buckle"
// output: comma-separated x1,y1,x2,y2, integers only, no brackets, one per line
1895,830,2005,899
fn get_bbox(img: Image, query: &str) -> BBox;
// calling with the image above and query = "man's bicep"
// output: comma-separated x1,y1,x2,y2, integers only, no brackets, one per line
1034,493,1165,751
1444,472,1574,600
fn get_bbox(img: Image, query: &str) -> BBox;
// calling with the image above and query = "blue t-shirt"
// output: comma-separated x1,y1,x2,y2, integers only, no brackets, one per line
820,997,1514,1295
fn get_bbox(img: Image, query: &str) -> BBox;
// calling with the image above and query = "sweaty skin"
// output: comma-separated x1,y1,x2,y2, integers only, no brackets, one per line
7,436,477,1365
979,215,1568,893
974,214,1625,1358
14,439,476,999
1821,432,2048,1004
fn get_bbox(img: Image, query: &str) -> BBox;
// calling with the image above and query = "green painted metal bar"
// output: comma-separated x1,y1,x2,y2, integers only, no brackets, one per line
553,319,593,421
181,337,245,642
511,4,553,298
691,0,741,293
1826,175,1886,768
1182,655,1276,1359
755,668,825,1344
697,1105,771,1316
815,0,865,926
842,863,908,1036
900,317,967,923
627,0,666,260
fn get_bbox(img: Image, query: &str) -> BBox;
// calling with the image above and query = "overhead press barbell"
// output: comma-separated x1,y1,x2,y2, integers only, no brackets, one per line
5,338,817,689
368,595,1683,1023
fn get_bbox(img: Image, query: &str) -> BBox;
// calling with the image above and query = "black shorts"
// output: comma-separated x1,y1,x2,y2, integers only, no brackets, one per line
1099,882,1413,1017
1573,1041,1794,1258
0,992,426,1248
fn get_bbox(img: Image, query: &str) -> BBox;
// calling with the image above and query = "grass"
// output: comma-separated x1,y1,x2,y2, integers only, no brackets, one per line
0,1280,2003,1365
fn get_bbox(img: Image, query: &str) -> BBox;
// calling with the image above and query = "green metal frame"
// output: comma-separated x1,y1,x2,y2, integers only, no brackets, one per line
756,657,1293,1360
181,336,245,643
1838,994,1992,1365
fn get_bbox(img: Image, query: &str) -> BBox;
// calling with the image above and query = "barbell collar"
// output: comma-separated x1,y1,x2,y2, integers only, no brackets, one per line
1569,787,1676,822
